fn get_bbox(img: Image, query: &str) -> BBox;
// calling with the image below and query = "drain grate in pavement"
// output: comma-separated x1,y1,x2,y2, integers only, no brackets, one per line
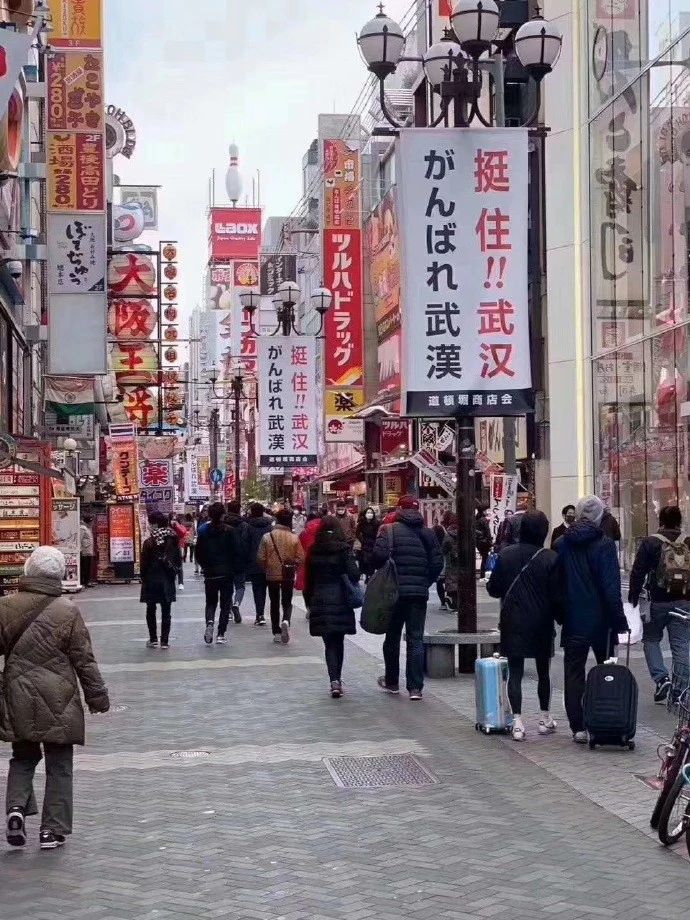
323,753,438,789
170,751,211,760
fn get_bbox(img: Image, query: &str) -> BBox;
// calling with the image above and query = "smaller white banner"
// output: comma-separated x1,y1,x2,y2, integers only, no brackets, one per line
489,474,519,540
409,449,455,496
47,214,107,294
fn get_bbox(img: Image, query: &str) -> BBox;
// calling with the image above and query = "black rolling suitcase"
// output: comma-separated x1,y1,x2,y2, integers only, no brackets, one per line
583,633,638,750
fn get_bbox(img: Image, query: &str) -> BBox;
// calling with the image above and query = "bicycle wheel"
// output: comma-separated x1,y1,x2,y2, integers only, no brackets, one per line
651,746,689,830
657,771,690,846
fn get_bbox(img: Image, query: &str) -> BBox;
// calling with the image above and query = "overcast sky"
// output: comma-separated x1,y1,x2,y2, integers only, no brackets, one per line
105,0,411,323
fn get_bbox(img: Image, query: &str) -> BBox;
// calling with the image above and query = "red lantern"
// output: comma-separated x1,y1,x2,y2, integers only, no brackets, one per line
164,264,178,280
108,253,156,295
164,325,178,342
108,299,157,339
164,305,178,322
163,369,180,386
164,347,178,363
123,387,158,428
162,243,177,262
163,284,177,301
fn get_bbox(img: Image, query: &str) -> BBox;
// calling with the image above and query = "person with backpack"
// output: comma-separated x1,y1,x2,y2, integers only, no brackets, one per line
304,516,360,697
224,500,250,625
371,496,443,701
257,509,305,644
195,502,240,645
629,505,690,704
140,512,182,649
487,511,561,741
555,496,627,743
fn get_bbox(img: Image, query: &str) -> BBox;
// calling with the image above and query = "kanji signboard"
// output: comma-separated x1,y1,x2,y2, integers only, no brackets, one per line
257,338,317,468
47,51,103,133
260,254,297,296
323,139,361,230
49,0,103,49
111,436,139,499
139,459,173,489
323,229,364,387
209,207,262,262
47,214,106,293
397,128,531,417
48,132,105,212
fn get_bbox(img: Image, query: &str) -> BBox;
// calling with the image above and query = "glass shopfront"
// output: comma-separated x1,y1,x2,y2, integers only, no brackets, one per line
589,3,690,566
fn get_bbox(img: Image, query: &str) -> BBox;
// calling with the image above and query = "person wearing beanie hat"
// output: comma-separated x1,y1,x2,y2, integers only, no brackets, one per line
372,495,443,700
555,496,627,743
0,546,109,850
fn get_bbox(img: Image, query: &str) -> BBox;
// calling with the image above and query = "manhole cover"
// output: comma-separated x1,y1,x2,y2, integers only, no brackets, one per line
323,753,437,789
170,751,211,760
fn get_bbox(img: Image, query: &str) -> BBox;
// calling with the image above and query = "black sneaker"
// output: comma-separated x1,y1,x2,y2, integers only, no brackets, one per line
409,689,423,701
654,678,672,704
330,680,343,699
204,623,214,645
232,605,242,624
377,676,399,694
39,830,65,850
253,617,266,628
6,809,25,847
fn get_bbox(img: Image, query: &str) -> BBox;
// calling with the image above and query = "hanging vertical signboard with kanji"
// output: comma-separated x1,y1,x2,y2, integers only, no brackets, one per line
396,128,532,417
257,337,317,469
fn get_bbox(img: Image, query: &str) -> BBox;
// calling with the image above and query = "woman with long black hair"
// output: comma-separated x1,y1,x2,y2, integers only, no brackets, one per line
304,516,360,698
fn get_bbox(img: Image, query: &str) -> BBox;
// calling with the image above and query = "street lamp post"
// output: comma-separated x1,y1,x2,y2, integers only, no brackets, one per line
357,1,562,644
208,367,246,505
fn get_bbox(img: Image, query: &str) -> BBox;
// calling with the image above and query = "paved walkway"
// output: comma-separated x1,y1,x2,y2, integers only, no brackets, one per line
2,568,689,919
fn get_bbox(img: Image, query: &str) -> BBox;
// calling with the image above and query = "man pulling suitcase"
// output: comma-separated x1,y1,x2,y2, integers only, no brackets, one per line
553,496,629,744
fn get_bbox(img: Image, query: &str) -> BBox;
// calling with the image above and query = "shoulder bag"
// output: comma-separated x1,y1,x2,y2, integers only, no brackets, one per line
0,596,54,734
270,532,297,584
501,548,547,607
360,526,399,634
341,549,365,610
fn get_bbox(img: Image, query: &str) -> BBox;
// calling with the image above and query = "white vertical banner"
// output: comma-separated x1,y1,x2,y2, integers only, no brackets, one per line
397,128,532,417
489,474,519,541
257,337,317,469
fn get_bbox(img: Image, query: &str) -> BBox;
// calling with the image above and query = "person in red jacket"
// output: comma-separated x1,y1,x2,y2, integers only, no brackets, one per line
171,516,188,590
296,516,324,619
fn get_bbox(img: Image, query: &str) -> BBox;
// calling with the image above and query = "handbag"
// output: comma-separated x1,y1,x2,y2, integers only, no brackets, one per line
360,526,399,634
341,573,365,609
0,597,54,735
270,532,297,584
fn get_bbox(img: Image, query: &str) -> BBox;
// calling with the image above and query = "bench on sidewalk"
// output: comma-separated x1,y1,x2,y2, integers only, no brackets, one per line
424,630,501,678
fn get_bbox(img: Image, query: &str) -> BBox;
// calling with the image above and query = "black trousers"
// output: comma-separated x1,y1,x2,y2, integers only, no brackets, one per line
146,602,171,644
478,549,490,579
268,580,294,634
436,578,447,606
250,574,267,621
323,633,345,682
507,655,552,715
80,555,92,587
6,742,73,836
205,577,233,635
563,634,613,733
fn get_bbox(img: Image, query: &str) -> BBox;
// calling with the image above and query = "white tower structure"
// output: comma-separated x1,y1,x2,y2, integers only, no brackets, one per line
225,142,242,205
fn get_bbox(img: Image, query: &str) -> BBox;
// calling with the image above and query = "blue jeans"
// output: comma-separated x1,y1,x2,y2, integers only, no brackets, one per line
643,601,690,685
383,597,427,692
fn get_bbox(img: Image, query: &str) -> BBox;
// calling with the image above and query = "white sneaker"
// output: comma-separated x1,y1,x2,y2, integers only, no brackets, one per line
512,724,526,742
538,718,557,736
178,584,185,591
280,620,290,645
216,635,227,645
573,731,588,744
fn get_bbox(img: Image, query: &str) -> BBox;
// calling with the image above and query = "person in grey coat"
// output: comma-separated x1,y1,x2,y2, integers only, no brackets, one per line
304,517,360,698
1,547,109,850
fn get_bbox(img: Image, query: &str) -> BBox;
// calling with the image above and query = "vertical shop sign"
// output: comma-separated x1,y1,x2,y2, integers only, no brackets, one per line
49,0,103,49
108,503,135,564
397,128,531,417
257,337,317,468
112,437,139,498
51,497,81,589
489,474,519,541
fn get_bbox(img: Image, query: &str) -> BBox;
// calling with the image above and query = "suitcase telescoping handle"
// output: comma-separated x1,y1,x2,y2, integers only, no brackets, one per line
607,629,631,668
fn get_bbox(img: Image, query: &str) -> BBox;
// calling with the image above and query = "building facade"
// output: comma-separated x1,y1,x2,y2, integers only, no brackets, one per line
545,1,690,565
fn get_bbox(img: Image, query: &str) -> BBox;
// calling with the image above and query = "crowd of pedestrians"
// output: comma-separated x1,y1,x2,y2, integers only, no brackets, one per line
4,489,690,851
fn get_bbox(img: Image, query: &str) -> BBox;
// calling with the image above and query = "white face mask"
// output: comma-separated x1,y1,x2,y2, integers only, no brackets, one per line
365,512,374,520
337,509,346,516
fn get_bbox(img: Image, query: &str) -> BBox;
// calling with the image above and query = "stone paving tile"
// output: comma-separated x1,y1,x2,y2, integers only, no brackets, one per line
1,576,689,919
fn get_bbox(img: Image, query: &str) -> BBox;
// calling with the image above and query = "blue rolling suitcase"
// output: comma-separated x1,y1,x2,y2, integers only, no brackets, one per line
475,654,513,735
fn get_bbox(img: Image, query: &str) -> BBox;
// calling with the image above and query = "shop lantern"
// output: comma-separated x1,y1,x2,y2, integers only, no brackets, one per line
122,387,158,428
163,306,178,322
111,341,158,387
163,264,178,280
108,299,157,340
162,368,180,386
163,284,177,301
164,346,178,363
108,252,156,296
164,325,178,342
164,386,184,411
162,243,177,262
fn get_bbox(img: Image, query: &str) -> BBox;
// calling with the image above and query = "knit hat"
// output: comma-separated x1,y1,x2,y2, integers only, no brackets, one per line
576,495,605,527
24,546,66,580
398,495,420,510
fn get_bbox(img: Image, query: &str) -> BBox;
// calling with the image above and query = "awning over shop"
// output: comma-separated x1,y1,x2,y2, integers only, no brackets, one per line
313,459,365,490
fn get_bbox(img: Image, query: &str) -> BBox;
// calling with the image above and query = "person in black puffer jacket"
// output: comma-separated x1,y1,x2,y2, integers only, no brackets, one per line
245,503,274,626
487,510,561,742
304,516,360,698
224,500,250,624
195,502,240,644
372,496,443,700
355,508,380,581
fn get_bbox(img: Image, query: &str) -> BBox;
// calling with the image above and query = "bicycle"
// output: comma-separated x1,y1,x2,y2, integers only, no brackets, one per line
650,609,690,845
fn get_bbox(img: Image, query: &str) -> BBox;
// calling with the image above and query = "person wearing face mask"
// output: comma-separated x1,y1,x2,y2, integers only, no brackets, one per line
335,501,357,546
356,507,380,582
550,505,576,549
